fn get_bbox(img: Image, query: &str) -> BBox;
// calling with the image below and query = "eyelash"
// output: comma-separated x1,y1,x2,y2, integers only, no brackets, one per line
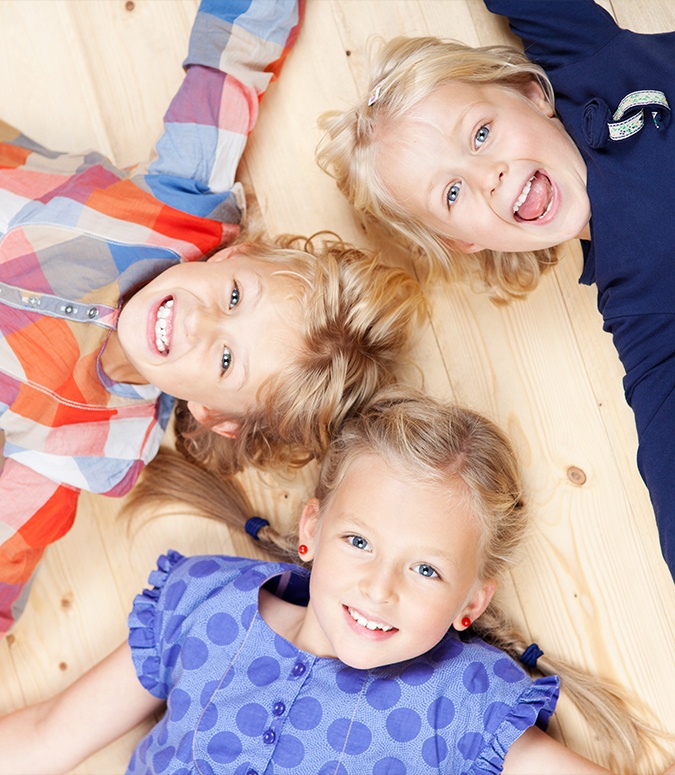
346,534,370,551
446,124,491,209
221,346,232,375
219,282,241,375
474,124,490,148
412,563,439,579
345,536,439,580
229,281,241,309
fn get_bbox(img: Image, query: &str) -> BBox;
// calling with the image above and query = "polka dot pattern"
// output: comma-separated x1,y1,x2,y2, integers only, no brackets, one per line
127,553,559,774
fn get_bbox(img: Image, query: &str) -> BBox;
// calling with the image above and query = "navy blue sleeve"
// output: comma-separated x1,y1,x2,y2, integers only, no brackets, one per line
484,0,621,71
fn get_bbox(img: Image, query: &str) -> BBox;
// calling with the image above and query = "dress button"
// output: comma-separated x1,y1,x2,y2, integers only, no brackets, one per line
291,662,306,677
262,729,276,744
87,307,98,318
246,770,258,775
272,701,285,716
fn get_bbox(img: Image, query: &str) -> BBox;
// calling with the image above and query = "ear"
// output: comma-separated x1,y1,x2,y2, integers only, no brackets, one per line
298,498,322,561
450,238,483,254
522,79,555,118
454,578,498,631
438,233,484,255
187,401,240,438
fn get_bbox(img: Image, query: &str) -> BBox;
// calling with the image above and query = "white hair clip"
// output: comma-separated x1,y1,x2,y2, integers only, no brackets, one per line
367,81,384,107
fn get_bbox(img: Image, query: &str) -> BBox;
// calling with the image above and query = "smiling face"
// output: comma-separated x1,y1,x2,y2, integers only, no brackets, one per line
376,80,590,254
294,454,495,670
111,247,303,423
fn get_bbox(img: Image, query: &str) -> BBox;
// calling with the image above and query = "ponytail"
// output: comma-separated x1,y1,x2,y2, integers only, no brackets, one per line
474,606,670,773
123,448,298,562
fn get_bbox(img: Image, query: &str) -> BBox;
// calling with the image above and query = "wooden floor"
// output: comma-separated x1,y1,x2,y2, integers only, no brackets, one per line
1,1,674,772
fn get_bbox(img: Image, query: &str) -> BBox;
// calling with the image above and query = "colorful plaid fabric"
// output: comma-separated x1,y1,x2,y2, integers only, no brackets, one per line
0,0,303,635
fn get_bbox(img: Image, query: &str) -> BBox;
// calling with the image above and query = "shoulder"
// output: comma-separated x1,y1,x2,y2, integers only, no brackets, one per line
383,633,560,773
147,551,289,611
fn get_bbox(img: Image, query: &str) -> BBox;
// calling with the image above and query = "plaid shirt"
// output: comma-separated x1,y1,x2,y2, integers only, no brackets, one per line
0,0,303,634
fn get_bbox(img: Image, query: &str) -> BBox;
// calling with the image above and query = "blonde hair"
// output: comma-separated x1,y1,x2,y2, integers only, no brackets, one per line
317,36,560,303
130,390,667,772
175,232,427,474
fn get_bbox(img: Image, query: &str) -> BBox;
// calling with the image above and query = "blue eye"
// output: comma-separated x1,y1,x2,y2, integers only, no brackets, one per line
347,535,370,551
413,563,438,579
221,346,232,374
446,182,461,207
475,125,490,147
229,282,240,310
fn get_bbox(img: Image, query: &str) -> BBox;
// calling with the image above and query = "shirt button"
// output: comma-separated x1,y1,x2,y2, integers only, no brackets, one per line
262,729,276,744
291,662,306,677
64,305,75,315
27,296,40,307
87,307,98,318
272,701,285,716
246,770,258,775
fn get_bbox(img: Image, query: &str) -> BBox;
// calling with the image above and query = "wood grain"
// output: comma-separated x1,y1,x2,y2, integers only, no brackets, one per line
0,1,673,772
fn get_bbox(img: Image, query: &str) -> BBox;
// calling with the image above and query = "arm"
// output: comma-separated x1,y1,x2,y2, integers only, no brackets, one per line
503,727,613,775
0,459,79,637
483,0,621,71
140,0,304,218
0,642,161,775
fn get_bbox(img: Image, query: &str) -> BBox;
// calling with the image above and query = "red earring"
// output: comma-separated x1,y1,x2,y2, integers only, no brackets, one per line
461,616,471,628
298,544,308,555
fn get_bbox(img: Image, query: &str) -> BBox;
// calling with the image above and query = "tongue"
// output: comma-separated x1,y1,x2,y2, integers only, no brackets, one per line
517,172,550,221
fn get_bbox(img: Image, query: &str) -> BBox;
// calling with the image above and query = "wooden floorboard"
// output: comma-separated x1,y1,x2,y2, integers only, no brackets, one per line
0,1,673,772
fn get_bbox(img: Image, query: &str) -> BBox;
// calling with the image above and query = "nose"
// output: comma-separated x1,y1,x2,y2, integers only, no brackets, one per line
183,300,225,345
475,158,507,197
359,559,398,604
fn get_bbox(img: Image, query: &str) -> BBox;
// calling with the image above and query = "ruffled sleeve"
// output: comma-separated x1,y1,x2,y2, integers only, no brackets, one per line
127,550,187,700
470,675,560,775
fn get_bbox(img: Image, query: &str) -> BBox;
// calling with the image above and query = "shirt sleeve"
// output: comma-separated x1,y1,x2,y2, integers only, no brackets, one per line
127,552,253,700
0,458,79,636
469,675,560,775
137,0,304,220
483,0,621,72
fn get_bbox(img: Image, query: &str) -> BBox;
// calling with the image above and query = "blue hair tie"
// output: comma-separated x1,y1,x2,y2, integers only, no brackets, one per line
245,516,269,541
519,643,544,669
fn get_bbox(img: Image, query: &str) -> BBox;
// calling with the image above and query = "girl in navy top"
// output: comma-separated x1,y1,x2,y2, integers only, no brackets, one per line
317,0,675,583
0,392,665,774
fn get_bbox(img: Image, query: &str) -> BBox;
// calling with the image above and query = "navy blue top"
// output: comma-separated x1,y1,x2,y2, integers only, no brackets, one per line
486,0,675,577
127,552,559,775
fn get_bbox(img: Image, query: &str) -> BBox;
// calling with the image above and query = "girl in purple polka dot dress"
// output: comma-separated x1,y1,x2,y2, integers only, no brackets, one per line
0,392,667,774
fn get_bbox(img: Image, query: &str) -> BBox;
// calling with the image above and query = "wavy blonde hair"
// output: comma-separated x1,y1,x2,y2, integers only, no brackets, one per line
131,390,667,771
317,36,561,303
175,232,427,473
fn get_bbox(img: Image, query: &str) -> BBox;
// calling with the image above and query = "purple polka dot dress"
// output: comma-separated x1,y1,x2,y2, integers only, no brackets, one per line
127,552,559,775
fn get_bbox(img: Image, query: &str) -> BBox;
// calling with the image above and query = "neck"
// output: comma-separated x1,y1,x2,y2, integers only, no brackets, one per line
576,222,592,241
100,331,147,385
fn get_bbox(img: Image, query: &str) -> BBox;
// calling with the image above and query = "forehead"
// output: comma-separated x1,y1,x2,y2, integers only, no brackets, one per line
381,81,528,145
325,452,482,551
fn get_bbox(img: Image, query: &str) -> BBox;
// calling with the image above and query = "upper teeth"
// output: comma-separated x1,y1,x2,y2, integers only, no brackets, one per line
513,175,534,214
348,607,393,632
155,298,173,353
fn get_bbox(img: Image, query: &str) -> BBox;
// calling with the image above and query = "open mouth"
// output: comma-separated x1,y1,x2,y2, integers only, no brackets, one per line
513,170,553,222
347,606,395,632
154,297,174,356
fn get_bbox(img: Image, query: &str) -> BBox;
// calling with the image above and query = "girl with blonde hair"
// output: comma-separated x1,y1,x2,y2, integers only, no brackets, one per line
1,392,668,774
317,0,675,583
